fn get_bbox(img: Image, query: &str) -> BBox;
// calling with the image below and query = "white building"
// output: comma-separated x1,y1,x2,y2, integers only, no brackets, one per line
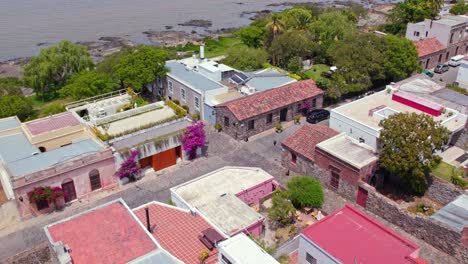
330,85,467,150
218,233,279,264
456,60,468,90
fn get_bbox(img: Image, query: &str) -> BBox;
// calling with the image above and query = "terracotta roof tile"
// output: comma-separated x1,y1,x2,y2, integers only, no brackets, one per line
26,112,81,136
47,202,157,264
281,124,338,161
415,38,446,57
217,80,323,121
133,203,224,264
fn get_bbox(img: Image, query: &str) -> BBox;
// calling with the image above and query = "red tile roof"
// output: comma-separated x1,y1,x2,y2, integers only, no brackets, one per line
281,124,338,161
47,202,157,264
301,204,421,264
26,112,81,136
133,202,224,264
415,38,446,57
217,80,324,121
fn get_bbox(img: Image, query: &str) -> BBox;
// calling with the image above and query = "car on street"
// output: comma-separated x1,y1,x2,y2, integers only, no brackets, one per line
434,64,449,74
306,109,330,124
422,69,434,78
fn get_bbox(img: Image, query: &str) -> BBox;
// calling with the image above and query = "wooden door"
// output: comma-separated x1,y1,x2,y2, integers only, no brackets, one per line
62,180,77,203
356,187,368,208
280,108,288,122
152,147,177,171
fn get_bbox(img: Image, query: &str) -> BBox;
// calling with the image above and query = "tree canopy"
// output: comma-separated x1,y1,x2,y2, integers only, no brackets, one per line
270,31,314,68
23,40,94,99
59,71,116,100
114,46,168,91
379,112,450,194
450,1,468,15
383,35,421,81
287,176,324,208
235,26,266,48
222,46,268,71
0,77,22,97
0,96,34,121
310,12,355,44
267,191,295,226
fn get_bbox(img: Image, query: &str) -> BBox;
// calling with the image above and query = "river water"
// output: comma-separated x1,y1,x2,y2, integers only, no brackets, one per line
0,0,324,60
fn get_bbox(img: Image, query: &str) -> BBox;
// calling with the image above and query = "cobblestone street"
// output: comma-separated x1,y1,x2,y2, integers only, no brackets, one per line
0,123,460,264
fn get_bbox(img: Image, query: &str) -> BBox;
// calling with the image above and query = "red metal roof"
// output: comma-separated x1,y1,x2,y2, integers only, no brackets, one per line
301,204,422,264
415,38,446,57
392,91,444,116
133,202,224,264
281,124,338,161
26,112,81,136
217,80,324,121
47,202,157,264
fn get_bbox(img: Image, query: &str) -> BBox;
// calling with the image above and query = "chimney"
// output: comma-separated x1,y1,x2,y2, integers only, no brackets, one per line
145,207,152,233
200,45,205,60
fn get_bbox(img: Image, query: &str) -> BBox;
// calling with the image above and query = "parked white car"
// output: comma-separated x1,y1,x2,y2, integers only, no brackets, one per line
448,55,465,67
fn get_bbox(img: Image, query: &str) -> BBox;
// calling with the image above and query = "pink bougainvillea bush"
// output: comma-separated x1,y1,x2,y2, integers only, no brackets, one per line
182,121,206,160
117,150,139,180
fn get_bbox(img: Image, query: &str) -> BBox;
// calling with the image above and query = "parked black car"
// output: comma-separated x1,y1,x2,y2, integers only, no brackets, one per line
306,109,330,124
434,64,449,74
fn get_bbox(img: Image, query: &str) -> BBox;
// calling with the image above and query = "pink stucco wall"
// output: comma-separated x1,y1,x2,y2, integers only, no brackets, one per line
13,149,117,219
235,179,277,206
234,219,265,238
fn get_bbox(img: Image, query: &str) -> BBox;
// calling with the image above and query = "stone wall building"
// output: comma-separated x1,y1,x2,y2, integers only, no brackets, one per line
415,38,447,69
215,80,324,140
281,125,378,205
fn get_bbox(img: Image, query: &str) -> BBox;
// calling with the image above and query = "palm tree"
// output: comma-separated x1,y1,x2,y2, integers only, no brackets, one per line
266,14,285,65
428,0,443,18
294,13,312,31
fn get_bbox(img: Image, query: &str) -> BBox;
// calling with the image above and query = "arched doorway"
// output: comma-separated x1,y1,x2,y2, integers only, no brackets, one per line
62,179,77,203
455,46,459,55
425,58,430,69
89,169,102,191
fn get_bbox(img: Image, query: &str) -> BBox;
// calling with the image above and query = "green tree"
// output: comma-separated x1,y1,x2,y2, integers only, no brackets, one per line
23,40,94,99
59,71,116,100
0,96,33,121
114,46,168,91
282,7,313,31
287,176,324,208
235,26,265,48
287,56,302,73
310,12,355,44
379,112,450,194
96,47,133,79
450,1,468,15
267,191,295,226
383,35,422,81
384,0,440,35
222,46,268,71
266,14,286,65
328,33,386,96
0,77,22,96
270,31,314,68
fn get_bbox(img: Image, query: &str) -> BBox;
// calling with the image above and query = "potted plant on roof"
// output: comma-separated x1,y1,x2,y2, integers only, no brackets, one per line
53,186,66,210
199,250,209,264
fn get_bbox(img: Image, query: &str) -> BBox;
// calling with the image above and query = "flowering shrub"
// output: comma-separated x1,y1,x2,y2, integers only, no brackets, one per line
300,101,311,111
117,150,139,180
182,121,206,160
52,186,65,202
27,186,54,204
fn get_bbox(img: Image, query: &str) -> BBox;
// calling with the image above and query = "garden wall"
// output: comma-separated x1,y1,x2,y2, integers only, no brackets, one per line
426,176,464,205
366,190,468,263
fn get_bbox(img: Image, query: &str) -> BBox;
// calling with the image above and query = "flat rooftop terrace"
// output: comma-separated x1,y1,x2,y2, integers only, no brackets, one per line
171,166,274,208
0,117,20,131
332,89,466,132
45,200,158,264
317,133,378,169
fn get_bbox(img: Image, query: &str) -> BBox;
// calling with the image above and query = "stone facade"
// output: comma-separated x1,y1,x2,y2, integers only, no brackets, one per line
426,176,464,205
418,50,446,70
365,189,468,263
165,76,202,116
217,96,323,140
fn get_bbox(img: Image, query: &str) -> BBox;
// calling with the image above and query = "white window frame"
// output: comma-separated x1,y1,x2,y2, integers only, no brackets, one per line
181,88,186,102
194,96,200,110
168,80,173,94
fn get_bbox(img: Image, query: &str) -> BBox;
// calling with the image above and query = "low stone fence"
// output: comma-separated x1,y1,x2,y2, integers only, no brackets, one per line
366,190,467,263
426,176,465,205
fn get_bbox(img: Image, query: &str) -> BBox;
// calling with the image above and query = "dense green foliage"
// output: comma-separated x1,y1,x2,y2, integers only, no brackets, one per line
267,191,296,226
114,46,168,91
379,112,450,194
270,31,314,68
0,96,34,121
287,176,324,208
450,1,468,15
235,26,266,48
222,46,268,71
383,35,422,80
60,71,116,100
0,77,22,96
23,40,94,99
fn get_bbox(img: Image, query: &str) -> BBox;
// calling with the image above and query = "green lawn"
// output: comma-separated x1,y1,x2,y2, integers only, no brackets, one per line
432,161,463,182
303,64,330,81
28,96,73,119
